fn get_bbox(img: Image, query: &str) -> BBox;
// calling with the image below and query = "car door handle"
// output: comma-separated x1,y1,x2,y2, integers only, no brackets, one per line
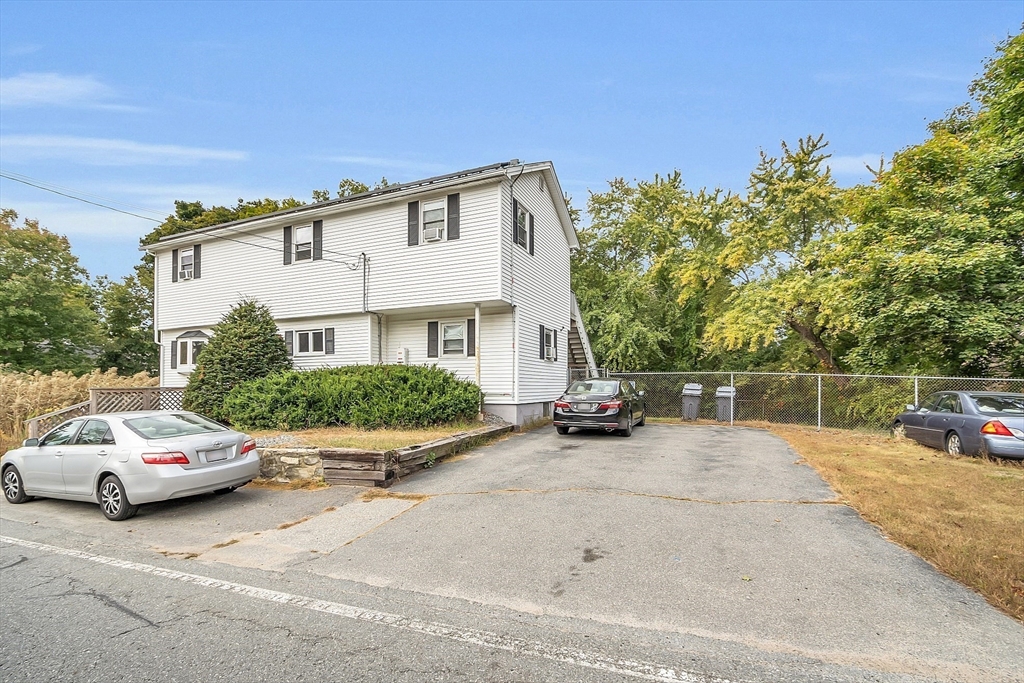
97,450,109,456
54,450,64,457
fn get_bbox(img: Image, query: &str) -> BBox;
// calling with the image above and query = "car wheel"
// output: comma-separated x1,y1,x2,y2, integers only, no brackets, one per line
99,475,139,521
2,467,30,504
892,422,906,439
637,410,646,427
619,419,633,437
556,426,570,435
945,432,963,456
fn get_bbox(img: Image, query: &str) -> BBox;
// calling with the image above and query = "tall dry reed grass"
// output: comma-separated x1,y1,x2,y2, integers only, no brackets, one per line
0,367,157,452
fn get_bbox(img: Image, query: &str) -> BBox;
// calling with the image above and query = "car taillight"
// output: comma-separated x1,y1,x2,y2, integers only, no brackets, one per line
240,439,257,455
981,421,1015,437
554,401,570,409
599,400,623,410
142,451,190,465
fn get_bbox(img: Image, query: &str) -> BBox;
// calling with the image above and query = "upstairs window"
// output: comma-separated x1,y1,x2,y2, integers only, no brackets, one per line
512,199,533,254
294,224,313,261
172,245,200,281
422,200,445,242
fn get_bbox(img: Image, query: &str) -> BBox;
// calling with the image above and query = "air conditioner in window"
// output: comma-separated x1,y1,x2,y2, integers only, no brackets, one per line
423,227,443,242
396,348,409,365
179,269,194,280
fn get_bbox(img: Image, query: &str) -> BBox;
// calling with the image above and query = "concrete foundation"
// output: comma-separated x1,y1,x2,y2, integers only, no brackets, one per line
484,401,553,427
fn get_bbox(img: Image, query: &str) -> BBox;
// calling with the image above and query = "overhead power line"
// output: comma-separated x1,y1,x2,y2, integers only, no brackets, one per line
0,168,366,263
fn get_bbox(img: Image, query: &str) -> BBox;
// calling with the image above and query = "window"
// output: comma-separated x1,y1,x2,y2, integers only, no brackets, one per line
179,247,194,279
970,394,1024,415
124,413,225,440
40,420,83,446
442,323,464,355
297,329,325,354
514,205,530,249
920,393,942,411
544,328,555,361
422,200,445,241
173,331,209,371
75,420,115,446
294,224,313,261
179,340,189,366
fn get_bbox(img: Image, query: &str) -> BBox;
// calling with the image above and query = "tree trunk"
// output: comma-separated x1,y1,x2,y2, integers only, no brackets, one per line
786,317,844,376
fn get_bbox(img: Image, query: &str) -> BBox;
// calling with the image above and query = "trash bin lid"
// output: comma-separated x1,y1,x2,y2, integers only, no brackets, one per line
682,383,702,396
715,386,736,397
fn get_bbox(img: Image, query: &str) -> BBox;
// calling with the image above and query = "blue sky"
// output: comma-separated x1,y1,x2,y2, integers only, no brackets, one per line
1,1,1021,280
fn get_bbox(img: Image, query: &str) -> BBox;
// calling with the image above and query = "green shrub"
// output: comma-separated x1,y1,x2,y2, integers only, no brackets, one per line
224,364,481,430
183,299,291,422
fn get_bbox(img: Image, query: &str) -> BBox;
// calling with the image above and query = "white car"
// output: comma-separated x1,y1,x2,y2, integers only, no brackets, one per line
2,411,261,520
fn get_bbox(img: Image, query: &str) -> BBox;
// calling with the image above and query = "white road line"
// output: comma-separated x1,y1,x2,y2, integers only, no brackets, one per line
2,535,733,683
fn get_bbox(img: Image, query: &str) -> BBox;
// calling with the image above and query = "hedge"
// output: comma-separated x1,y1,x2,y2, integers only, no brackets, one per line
224,365,481,430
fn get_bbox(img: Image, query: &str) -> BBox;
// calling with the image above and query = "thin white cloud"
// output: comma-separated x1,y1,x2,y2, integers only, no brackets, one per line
6,43,43,57
0,200,152,239
322,155,448,174
0,135,248,166
827,154,884,176
0,72,142,111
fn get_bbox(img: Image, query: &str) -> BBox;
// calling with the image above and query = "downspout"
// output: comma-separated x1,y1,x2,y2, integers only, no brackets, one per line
505,165,524,405
475,302,482,417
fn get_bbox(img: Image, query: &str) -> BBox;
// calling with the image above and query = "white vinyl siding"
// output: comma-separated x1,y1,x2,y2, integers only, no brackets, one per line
154,181,503,331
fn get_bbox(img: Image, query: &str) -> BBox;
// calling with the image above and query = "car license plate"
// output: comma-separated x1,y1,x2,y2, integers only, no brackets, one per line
205,448,228,462
574,403,594,412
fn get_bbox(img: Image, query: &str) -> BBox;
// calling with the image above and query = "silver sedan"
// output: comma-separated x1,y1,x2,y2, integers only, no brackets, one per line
1,411,261,520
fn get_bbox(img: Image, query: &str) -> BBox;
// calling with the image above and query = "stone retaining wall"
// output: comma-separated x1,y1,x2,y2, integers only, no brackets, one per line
258,423,514,487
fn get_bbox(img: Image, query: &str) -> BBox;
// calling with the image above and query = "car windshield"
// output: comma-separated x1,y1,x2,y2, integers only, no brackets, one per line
566,380,619,395
969,394,1024,416
124,413,226,439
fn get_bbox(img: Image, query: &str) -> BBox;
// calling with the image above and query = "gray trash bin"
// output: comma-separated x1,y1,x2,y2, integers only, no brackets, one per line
681,383,702,421
715,386,736,422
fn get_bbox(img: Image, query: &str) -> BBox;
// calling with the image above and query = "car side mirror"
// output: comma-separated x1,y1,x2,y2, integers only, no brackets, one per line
23,438,39,447
905,404,916,412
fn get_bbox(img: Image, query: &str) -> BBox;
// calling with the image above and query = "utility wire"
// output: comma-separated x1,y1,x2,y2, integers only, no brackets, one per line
0,171,163,223
0,169,168,216
1,168,366,262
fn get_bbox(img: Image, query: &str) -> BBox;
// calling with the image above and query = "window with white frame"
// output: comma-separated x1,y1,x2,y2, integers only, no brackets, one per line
442,323,464,355
179,247,194,279
422,200,445,242
544,328,555,361
174,334,207,372
514,205,530,249
296,329,325,354
294,225,313,261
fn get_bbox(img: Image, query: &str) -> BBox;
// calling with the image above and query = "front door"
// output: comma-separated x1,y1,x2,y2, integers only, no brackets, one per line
62,419,115,496
23,419,84,494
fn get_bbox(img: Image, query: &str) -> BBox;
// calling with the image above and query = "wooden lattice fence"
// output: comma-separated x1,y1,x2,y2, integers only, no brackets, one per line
25,387,186,438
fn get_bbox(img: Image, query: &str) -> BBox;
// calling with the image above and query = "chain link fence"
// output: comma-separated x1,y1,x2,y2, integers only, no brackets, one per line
568,369,1024,431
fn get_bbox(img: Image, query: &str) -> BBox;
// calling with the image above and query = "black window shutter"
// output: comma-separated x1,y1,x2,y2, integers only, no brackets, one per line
553,329,557,361
540,324,546,360
284,330,294,356
528,214,534,255
408,201,419,246
427,321,439,358
324,327,334,354
171,249,179,282
283,226,293,265
313,220,323,260
447,193,460,240
512,198,519,243
193,244,201,279
170,339,177,368
467,318,475,357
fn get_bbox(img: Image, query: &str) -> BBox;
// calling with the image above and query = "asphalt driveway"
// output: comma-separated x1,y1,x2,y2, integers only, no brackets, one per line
2,424,1022,682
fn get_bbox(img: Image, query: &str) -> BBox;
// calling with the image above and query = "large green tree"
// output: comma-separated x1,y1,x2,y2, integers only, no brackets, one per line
837,32,1024,377
94,265,157,375
0,209,101,372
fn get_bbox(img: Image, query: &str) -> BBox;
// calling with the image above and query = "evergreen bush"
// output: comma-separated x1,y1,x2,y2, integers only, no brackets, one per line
183,299,291,422
224,364,481,430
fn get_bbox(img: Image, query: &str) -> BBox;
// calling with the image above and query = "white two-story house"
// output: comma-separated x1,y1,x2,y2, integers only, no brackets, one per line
145,160,596,425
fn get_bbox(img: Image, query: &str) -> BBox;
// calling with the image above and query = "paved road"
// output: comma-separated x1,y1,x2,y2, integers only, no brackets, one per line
2,424,1021,682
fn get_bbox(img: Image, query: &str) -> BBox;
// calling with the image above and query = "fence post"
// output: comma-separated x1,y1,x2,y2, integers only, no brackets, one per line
914,377,919,407
817,374,822,432
730,373,734,426
28,420,38,439
89,388,99,415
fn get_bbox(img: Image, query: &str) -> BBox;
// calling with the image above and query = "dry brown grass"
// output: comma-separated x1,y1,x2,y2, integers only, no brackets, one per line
0,367,157,453
249,421,483,452
357,488,430,503
766,424,1024,622
243,477,330,491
